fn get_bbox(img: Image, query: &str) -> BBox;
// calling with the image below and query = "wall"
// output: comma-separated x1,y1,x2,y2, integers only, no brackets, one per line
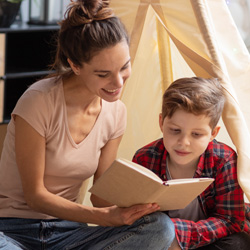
19,0,69,23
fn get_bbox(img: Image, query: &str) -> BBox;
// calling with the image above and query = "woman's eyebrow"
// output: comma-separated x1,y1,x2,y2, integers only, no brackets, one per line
94,59,131,73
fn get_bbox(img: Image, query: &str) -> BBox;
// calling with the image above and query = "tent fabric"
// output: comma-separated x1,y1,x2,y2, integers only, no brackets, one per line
109,0,250,201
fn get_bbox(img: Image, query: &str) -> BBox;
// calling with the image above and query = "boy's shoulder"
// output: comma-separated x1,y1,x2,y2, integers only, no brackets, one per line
201,139,237,173
135,138,165,156
133,138,167,168
206,139,236,158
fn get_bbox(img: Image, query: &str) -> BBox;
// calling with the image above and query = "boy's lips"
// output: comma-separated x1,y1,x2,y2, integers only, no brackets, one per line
175,150,190,156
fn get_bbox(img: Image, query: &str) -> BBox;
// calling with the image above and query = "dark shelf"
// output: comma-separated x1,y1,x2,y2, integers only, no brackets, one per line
0,22,59,123
0,21,60,33
4,70,53,79
5,28,57,74
3,76,36,121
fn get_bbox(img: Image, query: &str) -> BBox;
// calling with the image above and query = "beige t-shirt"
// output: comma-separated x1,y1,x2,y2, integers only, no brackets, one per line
0,77,127,219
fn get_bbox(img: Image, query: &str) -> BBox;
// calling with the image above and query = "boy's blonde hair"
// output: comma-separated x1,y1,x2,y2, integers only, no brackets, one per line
162,77,225,129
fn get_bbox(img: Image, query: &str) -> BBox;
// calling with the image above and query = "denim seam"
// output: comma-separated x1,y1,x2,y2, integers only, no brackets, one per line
103,221,146,250
65,227,113,250
65,218,148,250
103,232,136,250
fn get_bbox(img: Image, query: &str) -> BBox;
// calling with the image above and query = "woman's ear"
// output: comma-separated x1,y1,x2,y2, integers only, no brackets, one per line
159,113,163,133
67,58,80,75
210,125,221,141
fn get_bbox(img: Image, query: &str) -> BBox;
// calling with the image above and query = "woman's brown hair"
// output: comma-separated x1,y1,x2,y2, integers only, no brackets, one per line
51,0,129,76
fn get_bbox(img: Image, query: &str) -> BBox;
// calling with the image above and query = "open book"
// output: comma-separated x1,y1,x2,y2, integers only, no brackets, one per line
89,158,214,211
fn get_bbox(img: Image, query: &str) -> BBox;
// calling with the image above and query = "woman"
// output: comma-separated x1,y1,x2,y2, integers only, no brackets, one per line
0,0,175,249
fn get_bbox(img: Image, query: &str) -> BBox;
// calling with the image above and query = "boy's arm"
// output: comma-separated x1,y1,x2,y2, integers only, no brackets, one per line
170,151,245,250
133,148,247,250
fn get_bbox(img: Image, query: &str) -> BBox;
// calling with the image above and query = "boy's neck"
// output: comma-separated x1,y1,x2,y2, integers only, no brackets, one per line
167,156,197,179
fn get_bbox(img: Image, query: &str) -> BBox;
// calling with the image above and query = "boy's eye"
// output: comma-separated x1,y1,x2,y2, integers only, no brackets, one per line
97,74,108,78
169,128,180,134
192,132,202,137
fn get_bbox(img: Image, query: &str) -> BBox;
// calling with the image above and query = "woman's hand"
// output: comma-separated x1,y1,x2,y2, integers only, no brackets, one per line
93,203,160,227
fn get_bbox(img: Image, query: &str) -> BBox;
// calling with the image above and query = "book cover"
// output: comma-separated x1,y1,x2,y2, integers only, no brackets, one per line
89,158,214,210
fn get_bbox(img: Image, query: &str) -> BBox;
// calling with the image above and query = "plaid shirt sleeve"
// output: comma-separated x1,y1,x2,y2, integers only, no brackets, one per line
133,139,248,250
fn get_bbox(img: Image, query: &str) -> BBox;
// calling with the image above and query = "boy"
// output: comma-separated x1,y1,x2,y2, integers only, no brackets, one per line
132,77,250,250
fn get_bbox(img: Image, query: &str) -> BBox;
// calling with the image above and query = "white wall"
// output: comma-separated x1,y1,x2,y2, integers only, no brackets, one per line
19,0,69,23
226,0,250,50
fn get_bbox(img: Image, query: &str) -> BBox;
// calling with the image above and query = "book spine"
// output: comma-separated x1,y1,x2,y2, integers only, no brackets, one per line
163,181,169,186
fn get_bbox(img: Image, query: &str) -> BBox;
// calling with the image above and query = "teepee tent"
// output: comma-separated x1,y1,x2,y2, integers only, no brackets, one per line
107,0,250,202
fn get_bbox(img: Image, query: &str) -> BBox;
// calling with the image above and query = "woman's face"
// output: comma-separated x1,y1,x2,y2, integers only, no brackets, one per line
76,41,131,102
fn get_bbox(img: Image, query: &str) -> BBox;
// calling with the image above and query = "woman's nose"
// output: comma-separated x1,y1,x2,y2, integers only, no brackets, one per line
114,73,124,87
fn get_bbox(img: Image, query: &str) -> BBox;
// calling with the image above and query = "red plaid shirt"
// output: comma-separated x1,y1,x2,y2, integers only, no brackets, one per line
132,138,250,250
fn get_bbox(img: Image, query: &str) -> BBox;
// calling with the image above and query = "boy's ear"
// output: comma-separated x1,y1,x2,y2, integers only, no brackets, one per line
210,125,221,141
67,58,80,75
159,113,163,132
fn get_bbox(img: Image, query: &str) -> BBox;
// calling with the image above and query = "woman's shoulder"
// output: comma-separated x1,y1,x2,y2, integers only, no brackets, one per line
13,77,62,117
102,99,126,115
99,99,127,139
103,99,126,108
28,76,62,93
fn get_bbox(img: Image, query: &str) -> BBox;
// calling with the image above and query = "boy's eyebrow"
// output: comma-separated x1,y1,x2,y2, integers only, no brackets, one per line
94,59,131,73
192,128,208,132
168,122,208,131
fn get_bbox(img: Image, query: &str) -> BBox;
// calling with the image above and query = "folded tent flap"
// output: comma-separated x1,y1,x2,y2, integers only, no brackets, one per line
110,0,250,201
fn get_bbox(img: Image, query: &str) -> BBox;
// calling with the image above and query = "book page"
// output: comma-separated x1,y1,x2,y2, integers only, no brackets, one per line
119,158,163,183
164,178,212,185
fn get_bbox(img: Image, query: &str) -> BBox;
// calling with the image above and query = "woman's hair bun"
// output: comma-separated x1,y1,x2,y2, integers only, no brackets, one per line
65,0,114,25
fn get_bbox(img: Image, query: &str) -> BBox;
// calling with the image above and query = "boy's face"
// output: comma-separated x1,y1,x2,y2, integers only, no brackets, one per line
159,109,220,169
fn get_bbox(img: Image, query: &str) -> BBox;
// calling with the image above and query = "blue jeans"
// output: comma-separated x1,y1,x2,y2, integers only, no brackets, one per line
0,212,175,250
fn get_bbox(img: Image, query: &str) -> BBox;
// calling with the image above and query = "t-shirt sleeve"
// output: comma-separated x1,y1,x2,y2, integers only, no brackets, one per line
12,89,50,137
110,100,127,139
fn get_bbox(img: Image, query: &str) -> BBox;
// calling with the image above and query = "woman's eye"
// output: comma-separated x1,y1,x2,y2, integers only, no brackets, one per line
121,62,131,71
121,65,129,71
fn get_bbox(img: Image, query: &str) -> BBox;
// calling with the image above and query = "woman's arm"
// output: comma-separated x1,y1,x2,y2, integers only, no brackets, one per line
15,115,159,226
90,135,123,207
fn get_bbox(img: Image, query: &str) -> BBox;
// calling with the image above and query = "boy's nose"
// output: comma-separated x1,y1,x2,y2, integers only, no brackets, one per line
178,135,190,146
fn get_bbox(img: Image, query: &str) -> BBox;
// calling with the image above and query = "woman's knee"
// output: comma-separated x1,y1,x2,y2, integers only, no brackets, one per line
146,212,175,244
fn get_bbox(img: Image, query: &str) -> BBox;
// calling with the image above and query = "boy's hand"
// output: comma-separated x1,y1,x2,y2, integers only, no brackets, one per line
169,238,182,250
94,203,160,227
